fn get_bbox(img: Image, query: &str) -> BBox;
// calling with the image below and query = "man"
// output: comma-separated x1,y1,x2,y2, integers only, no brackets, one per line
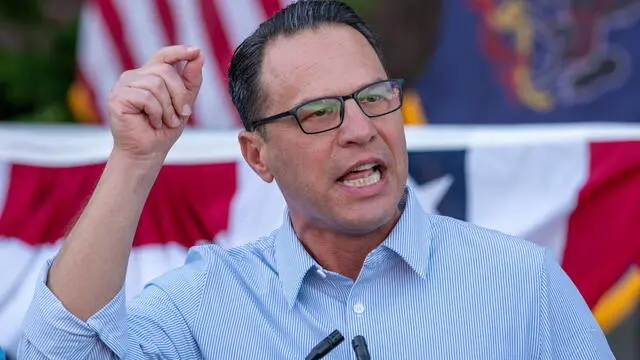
18,1,613,359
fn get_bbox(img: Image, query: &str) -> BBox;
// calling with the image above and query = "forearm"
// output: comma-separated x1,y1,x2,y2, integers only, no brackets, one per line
19,283,125,360
47,150,162,321
19,249,205,360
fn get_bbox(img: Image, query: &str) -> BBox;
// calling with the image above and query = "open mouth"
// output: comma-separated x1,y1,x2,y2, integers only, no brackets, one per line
337,163,384,187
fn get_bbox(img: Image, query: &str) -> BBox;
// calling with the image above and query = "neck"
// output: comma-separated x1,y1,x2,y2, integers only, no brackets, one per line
291,210,402,280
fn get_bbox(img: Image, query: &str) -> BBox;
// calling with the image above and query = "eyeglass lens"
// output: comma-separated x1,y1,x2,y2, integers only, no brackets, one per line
295,80,402,133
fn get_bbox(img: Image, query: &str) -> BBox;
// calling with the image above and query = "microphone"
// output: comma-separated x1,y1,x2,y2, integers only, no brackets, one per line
351,335,371,360
305,330,345,360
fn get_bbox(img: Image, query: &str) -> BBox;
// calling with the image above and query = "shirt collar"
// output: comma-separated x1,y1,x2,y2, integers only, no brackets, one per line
274,186,432,309
274,212,318,309
379,186,432,280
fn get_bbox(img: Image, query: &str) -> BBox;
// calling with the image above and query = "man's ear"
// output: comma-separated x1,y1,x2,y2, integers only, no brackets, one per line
238,130,274,183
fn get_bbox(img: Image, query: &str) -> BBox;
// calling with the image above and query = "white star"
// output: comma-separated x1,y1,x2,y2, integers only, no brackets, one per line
408,174,454,214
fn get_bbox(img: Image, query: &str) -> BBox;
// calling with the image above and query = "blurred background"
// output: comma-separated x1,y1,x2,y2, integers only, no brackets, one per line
0,0,638,359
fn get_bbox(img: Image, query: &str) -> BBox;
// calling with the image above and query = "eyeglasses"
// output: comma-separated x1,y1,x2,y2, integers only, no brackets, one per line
250,78,405,135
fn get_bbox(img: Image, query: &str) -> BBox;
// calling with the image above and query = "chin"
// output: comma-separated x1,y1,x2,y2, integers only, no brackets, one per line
333,186,404,233
334,205,399,235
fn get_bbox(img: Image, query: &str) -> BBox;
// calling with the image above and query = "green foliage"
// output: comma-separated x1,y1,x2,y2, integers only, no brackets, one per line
0,0,41,24
345,0,379,17
0,0,78,123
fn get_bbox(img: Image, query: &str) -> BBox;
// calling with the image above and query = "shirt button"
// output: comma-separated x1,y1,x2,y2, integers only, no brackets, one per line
353,303,365,314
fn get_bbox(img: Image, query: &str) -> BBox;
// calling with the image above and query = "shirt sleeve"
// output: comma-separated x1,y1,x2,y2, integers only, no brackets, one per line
18,249,208,360
537,248,616,360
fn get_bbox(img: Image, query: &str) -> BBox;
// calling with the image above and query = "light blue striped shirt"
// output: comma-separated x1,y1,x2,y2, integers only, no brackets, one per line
19,187,613,359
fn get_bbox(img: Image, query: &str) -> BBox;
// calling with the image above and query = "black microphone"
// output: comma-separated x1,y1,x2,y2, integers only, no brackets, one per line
305,330,345,360
351,335,371,360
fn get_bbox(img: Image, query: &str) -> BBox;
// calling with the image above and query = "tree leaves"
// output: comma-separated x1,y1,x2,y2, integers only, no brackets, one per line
0,0,77,122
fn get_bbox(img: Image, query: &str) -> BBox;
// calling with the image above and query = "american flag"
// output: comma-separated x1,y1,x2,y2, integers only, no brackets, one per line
1,124,640,357
72,0,293,128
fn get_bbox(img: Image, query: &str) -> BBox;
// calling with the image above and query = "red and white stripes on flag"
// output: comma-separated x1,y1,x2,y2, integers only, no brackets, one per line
75,0,292,128
1,124,640,357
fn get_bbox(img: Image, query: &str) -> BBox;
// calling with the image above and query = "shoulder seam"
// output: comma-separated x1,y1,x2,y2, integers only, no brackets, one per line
536,247,549,360
188,247,214,332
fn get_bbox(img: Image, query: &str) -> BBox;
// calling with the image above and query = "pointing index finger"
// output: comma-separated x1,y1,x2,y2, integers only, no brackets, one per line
146,45,201,66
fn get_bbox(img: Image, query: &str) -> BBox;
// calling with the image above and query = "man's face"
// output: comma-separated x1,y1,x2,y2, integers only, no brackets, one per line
247,24,408,235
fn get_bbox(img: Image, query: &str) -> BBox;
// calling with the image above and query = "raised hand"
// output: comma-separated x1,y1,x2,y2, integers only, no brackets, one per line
44,46,205,322
107,45,205,163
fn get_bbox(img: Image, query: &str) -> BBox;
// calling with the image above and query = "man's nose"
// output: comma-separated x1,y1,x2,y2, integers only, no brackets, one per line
336,99,377,146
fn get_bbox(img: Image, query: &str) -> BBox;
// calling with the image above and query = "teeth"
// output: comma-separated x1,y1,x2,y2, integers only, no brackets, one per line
351,163,377,172
342,168,381,187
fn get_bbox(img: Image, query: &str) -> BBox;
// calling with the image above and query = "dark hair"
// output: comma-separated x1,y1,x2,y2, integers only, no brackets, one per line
227,0,385,132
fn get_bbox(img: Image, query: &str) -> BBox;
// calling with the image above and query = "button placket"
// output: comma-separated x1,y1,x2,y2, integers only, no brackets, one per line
347,291,367,349
348,283,366,317
353,302,365,314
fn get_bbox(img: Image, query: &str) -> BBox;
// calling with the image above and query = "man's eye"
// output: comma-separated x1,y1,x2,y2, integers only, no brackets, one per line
361,94,384,103
299,102,339,121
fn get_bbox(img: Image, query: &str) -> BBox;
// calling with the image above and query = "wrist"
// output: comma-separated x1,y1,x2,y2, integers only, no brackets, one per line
106,149,165,191
109,148,166,173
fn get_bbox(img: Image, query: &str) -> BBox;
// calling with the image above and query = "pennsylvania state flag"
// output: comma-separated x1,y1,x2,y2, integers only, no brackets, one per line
413,0,640,124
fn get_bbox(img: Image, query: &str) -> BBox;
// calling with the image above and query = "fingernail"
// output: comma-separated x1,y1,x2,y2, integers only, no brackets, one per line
187,46,199,52
171,115,181,127
182,104,192,117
